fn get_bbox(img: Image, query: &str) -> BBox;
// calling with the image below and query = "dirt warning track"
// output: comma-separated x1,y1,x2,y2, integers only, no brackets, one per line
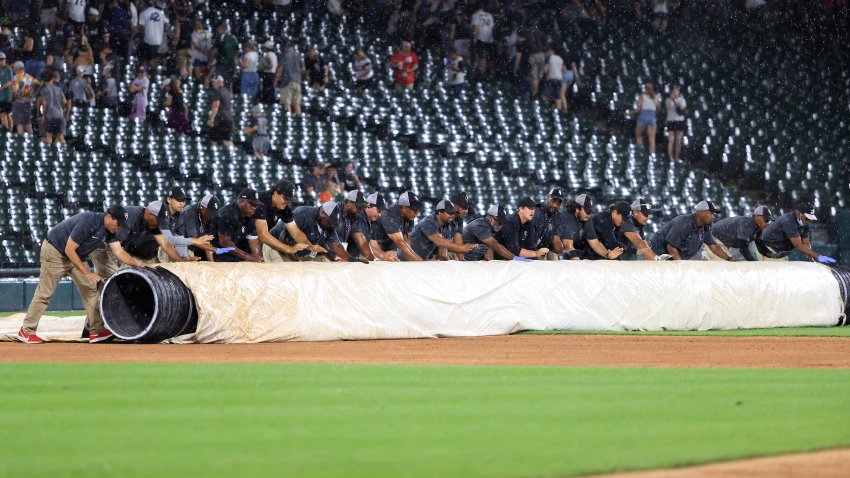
1,334,848,368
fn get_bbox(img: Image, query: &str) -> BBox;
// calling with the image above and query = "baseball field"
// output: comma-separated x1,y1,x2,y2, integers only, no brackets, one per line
2,313,849,478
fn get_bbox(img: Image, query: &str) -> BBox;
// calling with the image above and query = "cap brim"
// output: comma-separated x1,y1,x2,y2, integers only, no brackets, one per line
245,199,262,205
804,213,817,221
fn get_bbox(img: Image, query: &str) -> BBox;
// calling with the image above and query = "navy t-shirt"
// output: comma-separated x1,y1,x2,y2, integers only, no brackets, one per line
280,206,339,257
371,204,414,252
410,214,445,259
712,216,758,250
582,212,621,260
649,214,716,259
47,212,117,259
759,212,808,253
496,213,534,257
211,202,258,255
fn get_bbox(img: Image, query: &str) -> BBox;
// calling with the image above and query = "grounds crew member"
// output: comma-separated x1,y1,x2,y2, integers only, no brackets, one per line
409,199,477,260
151,187,215,262
617,197,666,260
561,194,593,259
447,191,471,259
707,205,771,261
337,190,374,261
497,197,549,260
269,201,347,262
345,191,386,261
755,202,836,263
90,203,189,276
531,188,566,260
371,191,422,262
649,200,736,261
462,204,526,261
174,194,221,260
255,179,317,261
580,201,630,260
18,205,154,344
211,188,264,262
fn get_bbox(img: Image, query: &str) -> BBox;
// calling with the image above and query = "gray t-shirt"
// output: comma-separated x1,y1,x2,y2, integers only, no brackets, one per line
616,216,644,259
344,210,372,258
759,211,808,253
46,212,116,259
371,204,413,252
649,213,716,260
280,205,339,257
38,83,66,119
69,77,88,103
210,87,233,122
462,216,495,245
254,116,268,136
560,211,582,242
711,216,758,250
280,49,304,84
410,213,445,259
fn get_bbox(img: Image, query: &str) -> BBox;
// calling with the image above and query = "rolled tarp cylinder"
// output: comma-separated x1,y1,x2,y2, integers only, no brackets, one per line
829,264,850,326
100,267,197,343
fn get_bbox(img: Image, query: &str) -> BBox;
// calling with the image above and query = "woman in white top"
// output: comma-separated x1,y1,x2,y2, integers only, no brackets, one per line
353,50,374,93
634,82,660,154
665,85,687,161
240,42,260,98
190,20,212,81
259,41,279,104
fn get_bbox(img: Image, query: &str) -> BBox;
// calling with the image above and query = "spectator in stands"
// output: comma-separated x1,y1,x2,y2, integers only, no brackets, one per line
305,164,326,196
8,61,41,136
259,41,278,103
390,39,418,91
14,25,47,80
0,53,12,131
69,66,90,106
556,47,579,112
172,9,194,79
305,47,329,92
275,41,304,115
84,8,108,61
71,34,95,76
634,82,660,153
352,49,374,92
448,10,472,59
652,0,669,30
65,0,88,26
240,42,260,97
138,0,169,68
37,69,70,145
96,64,119,108
129,65,149,121
212,22,239,84
522,26,547,96
320,163,341,201
471,3,496,75
561,0,591,34
103,0,131,59
207,75,234,147
541,45,564,106
665,85,686,160
243,105,270,158
45,16,73,73
190,20,212,81
164,77,191,136
340,161,362,191
444,47,467,92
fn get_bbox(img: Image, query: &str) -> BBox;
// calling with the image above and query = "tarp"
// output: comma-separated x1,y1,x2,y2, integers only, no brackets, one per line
149,260,844,343
2,261,842,344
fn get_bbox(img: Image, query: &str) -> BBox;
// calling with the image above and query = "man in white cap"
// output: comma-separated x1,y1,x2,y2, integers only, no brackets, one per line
461,204,522,261
371,191,422,261
174,193,222,260
344,191,385,261
150,187,215,263
649,200,736,261
259,40,278,104
616,197,666,260
409,199,477,260
207,75,233,147
756,202,835,263
707,205,772,261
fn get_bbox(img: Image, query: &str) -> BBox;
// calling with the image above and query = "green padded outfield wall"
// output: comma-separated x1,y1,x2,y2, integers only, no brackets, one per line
0,280,83,312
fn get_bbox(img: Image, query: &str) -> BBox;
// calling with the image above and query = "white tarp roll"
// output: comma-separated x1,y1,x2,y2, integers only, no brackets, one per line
159,261,845,344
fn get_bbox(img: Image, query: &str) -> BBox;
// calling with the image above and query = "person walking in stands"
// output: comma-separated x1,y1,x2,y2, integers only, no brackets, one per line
275,41,304,115
665,85,686,160
634,82,660,153
129,65,149,121
207,75,233,147
164,77,191,136
240,42,260,97
258,41,278,103
0,53,13,131
389,40,418,91
36,69,70,145
243,105,270,158
17,205,154,344
5,61,41,136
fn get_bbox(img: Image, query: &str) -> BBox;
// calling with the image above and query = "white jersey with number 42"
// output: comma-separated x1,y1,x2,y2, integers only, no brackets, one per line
139,7,169,46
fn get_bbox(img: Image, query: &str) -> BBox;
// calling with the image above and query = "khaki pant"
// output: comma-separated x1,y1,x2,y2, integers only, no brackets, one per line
89,246,119,279
705,241,786,261
545,252,560,261
23,241,105,334
279,81,302,105
157,248,193,263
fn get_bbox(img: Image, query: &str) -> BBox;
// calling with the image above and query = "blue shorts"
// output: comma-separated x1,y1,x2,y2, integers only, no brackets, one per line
636,110,657,127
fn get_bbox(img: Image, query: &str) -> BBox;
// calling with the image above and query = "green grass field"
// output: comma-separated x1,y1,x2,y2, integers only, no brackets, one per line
1,363,849,478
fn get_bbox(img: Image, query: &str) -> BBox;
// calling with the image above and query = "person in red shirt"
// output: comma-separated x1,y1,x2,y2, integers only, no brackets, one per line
389,40,418,91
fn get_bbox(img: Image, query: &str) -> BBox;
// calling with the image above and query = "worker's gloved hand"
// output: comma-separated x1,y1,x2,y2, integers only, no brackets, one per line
561,250,581,260
817,255,837,264
215,247,235,255
654,254,673,261
513,256,533,262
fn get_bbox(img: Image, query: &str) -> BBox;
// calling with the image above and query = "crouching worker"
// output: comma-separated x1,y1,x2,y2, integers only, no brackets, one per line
18,205,155,344
269,202,344,262
409,199,477,260
462,204,523,261
211,188,265,262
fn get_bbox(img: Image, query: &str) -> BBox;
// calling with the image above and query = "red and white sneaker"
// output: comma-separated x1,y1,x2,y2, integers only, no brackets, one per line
89,330,114,344
17,328,45,344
